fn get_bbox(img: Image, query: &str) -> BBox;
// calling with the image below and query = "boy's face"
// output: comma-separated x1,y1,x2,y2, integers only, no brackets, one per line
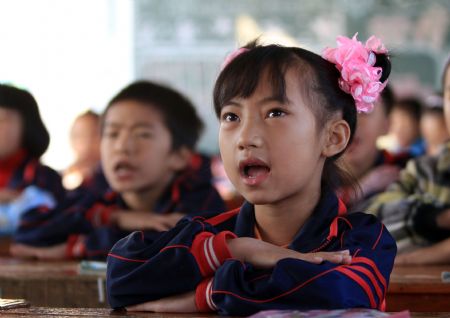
444,67,450,134
0,108,23,159
101,100,186,195
343,100,389,179
389,108,420,148
218,69,328,205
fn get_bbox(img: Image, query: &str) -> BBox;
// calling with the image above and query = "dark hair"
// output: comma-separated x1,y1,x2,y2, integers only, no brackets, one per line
0,84,50,158
213,42,391,190
378,84,395,115
103,81,203,150
393,97,423,122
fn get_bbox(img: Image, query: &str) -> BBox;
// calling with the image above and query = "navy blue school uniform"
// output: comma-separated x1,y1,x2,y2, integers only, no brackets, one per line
15,154,226,259
0,150,64,235
107,188,396,315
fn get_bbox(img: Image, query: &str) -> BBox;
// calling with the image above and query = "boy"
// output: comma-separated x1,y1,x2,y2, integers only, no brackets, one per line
11,81,226,260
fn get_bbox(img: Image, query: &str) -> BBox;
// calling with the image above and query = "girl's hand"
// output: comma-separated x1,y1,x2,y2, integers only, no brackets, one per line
126,291,196,312
395,237,450,265
110,211,184,231
10,242,67,260
227,237,352,269
0,189,21,203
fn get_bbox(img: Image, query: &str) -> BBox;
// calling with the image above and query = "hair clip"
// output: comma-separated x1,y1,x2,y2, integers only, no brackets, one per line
322,33,388,113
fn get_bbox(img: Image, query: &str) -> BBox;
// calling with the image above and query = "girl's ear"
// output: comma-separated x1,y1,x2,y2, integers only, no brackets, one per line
322,119,351,158
169,146,193,172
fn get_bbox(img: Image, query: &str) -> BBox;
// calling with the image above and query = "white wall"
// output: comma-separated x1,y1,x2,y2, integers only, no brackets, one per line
0,0,133,170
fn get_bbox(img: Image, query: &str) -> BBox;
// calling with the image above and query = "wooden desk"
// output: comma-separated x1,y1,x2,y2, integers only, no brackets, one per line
0,308,449,318
0,257,106,308
387,265,450,312
0,238,11,256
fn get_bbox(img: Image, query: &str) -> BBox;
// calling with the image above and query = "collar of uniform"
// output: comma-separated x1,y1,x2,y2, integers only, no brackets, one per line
233,189,342,252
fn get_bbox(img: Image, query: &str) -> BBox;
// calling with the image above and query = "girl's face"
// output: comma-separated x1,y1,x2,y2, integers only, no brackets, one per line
101,100,187,195
219,69,329,205
0,107,23,159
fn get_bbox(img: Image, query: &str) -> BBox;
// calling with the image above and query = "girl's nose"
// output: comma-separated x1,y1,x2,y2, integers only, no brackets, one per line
237,119,264,150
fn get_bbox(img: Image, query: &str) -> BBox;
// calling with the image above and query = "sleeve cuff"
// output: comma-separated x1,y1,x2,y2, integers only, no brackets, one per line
195,278,216,312
66,234,86,259
190,231,236,277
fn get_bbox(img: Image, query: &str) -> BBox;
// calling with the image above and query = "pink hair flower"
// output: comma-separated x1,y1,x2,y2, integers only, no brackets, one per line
322,33,388,113
221,47,250,70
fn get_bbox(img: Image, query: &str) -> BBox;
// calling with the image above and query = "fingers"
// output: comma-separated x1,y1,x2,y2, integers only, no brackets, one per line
313,250,352,264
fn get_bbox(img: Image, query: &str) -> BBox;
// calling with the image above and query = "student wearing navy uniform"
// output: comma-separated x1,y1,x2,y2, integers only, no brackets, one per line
107,35,397,315
10,81,225,260
0,84,64,236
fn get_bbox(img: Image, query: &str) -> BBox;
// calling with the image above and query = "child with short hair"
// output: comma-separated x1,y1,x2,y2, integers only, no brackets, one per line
0,84,64,236
63,110,102,190
11,81,225,260
420,94,449,156
388,97,424,157
107,35,396,315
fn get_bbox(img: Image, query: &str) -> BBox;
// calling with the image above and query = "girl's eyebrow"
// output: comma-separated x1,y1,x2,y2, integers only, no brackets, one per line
257,96,291,106
226,96,292,107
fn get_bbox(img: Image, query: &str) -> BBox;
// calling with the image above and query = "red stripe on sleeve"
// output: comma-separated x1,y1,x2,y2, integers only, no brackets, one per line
195,278,215,312
335,267,377,308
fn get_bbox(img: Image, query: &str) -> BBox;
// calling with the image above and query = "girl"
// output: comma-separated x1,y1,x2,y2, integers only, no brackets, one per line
107,35,397,315
0,84,64,236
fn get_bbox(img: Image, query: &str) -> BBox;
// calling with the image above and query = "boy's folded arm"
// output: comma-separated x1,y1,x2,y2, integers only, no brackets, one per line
106,216,234,309
198,217,397,315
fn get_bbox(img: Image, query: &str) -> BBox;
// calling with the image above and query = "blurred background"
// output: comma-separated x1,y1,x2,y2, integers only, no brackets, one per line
0,0,449,170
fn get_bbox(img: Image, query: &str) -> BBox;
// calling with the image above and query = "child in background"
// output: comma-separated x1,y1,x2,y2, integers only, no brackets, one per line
340,85,405,212
0,84,64,236
63,110,102,190
368,56,450,264
107,35,396,315
420,94,449,156
10,81,225,260
387,97,424,157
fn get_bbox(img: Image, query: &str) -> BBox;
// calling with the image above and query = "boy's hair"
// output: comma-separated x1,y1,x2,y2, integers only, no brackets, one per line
213,42,391,190
0,84,50,158
393,97,423,122
104,81,204,151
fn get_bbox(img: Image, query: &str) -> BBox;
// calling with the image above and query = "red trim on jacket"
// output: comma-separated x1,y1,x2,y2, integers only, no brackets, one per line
0,149,27,187
206,207,240,226
190,231,236,277
336,267,377,308
195,278,216,312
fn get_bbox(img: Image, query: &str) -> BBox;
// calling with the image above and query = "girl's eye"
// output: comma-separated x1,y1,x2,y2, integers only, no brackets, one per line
221,112,239,122
267,109,286,118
